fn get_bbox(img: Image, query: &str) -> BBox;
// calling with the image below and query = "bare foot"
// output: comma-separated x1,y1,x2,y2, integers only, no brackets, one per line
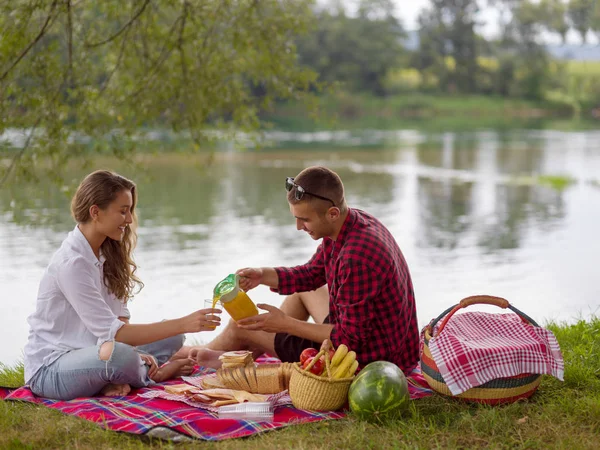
100,383,131,397
150,357,195,383
189,347,226,369
169,345,195,360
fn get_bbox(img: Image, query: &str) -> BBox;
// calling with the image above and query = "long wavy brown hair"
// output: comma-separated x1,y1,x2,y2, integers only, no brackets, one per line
71,170,143,302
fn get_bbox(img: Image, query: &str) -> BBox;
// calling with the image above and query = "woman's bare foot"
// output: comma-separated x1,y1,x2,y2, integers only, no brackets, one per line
150,357,195,383
100,383,131,397
188,347,226,369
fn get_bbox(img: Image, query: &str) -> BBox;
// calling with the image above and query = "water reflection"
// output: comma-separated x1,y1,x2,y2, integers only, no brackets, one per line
1,129,599,365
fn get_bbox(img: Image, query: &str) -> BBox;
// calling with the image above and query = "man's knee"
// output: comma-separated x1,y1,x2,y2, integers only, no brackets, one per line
162,333,186,353
208,319,248,348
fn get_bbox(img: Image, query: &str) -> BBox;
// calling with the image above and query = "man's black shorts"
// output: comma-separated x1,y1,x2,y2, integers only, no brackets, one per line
274,315,330,362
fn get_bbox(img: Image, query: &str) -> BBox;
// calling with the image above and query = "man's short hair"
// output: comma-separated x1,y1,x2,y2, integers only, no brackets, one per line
287,166,347,212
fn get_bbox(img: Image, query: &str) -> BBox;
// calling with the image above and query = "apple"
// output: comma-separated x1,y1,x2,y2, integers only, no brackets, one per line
299,347,318,365
327,349,335,362
302,356,325,376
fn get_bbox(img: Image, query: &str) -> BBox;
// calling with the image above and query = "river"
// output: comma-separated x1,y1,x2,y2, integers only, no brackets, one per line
1,128,599,366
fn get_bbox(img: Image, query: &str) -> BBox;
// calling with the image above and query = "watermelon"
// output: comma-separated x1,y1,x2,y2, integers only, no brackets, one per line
348,361,409,422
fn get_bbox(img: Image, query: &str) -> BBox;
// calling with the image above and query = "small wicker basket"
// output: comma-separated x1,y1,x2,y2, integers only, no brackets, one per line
421,295,543,405
288,347,354,411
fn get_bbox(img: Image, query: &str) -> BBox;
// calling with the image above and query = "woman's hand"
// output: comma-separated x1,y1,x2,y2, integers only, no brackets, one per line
139,353,159,378
235,267,263,291
236,304,289,333
180,308,222,333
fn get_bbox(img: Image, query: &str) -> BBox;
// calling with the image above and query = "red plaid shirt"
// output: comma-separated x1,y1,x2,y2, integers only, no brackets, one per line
274,208,419,372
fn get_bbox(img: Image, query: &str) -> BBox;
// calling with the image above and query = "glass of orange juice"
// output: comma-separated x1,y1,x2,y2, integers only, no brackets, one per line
203,299,222,330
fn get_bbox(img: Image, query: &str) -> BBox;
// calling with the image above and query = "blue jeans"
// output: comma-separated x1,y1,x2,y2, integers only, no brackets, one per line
29,334,185,400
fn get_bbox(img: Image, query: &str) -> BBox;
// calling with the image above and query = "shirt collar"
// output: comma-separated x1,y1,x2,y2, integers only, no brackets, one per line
331,208,357,246
72,225,105,268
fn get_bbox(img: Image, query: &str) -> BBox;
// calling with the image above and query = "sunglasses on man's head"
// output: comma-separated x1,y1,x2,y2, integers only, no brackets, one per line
285,177,336,207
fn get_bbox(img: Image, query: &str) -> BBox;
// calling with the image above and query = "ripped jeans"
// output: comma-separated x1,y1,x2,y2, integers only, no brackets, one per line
28,334,185,400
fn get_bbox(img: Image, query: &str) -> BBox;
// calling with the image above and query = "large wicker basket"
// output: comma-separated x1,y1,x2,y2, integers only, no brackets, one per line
288,348,354,411
421,295,543,405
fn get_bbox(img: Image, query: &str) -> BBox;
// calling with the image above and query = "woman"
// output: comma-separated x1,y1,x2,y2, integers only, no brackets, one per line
23,170,220,400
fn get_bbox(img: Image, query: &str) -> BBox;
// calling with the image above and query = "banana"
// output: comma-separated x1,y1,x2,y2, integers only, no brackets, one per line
330,344,348,368
332,351,356,378
345,360,359,378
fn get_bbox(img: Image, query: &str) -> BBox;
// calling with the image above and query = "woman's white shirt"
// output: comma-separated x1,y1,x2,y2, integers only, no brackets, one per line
24,226,130,383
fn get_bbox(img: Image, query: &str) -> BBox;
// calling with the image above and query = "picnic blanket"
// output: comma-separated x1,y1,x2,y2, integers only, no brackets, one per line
0,363,432,441
425,311,564,396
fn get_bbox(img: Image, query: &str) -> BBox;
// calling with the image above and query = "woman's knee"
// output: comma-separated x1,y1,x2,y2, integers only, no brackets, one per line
99,341,140,371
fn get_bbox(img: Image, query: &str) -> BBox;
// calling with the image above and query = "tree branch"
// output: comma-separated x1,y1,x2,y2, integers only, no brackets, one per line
0,0,59,83
177,1,189,98
66,0,73,82
85,0,150,48
123,14,184,101
98,24,132,96
0,116,43,187
1,69,68,188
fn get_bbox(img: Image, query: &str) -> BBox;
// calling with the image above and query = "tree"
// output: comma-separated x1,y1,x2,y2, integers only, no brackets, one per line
415,0,480,94
295,0,405,96
591,0,600,42
567,0,595,43
499,0,551,100
540,0,570,43
0,0,317,186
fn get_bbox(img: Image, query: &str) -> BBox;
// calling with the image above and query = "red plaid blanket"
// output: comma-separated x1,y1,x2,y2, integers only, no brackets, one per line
0,365,432,441
425,312,564,395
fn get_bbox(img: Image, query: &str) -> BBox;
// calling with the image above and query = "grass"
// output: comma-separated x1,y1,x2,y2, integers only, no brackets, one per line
1,317,599,449
263,92,596,132
536,175,577,191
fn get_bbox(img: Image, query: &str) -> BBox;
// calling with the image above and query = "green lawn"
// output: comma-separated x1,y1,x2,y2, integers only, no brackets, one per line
1,317,599,449
264,92,596,132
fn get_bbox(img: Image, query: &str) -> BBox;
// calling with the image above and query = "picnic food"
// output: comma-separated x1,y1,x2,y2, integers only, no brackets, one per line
165,383,198,396
348,361,409,422
296,341,358,378
212,274,259,321
330,350,357,378
219,350,254,369
216,362,293,394
301,356,324,375
164,383,268,406
299,347,318,365
330,343,349,367
288,340,356,411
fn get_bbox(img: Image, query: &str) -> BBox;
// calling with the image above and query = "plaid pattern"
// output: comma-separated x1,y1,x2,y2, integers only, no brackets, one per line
426,312,564,396
0,366,432,441
274,208,419,372
0,366,344,441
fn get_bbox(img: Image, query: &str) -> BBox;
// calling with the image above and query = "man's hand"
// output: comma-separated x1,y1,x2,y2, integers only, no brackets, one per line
236,268,263,291
236,304,289,333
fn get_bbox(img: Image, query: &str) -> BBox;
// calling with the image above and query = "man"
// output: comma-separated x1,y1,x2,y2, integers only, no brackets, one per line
194,166,419,372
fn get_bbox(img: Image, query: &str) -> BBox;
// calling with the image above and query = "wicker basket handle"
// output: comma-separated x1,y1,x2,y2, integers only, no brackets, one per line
460,295,509,308
301,348,333,379
429,295,539,338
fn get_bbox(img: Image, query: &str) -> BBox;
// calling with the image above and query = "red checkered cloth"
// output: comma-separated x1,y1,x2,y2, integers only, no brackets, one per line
0,366,344,441
0,364,433,441
425,312,564,395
